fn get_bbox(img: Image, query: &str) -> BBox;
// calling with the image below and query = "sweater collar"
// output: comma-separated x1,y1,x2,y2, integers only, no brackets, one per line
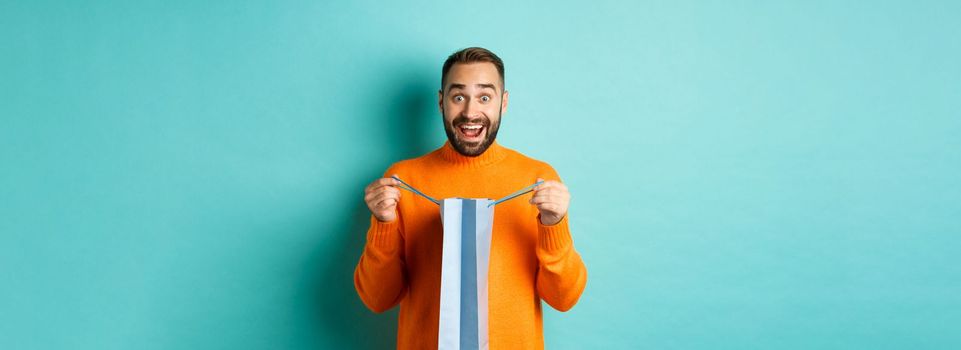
438,140,507,168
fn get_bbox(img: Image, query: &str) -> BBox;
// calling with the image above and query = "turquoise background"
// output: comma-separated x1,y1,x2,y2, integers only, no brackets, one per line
2,1,960,349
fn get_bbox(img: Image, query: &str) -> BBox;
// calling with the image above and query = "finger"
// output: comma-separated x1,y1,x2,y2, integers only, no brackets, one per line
540,189,570,200
536,202,559,213
534,178,548,191
369,190,400,205
381,188,402,202
532,197,566,207
367,192,392,207
373,177,401,190
534,186,570,200
366,181,398,196
374,201,396,213
532,188,562,196
366,178,385,192
534,179,563,192
529,194,555,204
365,186,399,202
366,177,401,192
532,188,569,199
374,197,398,210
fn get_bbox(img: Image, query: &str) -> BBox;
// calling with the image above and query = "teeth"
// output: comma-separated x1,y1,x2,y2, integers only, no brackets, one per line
462,125,482,129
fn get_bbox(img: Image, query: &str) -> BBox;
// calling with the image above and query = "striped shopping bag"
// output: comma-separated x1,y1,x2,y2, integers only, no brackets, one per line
392,176,542,350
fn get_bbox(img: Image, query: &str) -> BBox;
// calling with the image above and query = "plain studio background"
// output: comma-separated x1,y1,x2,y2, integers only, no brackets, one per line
2,1,959,349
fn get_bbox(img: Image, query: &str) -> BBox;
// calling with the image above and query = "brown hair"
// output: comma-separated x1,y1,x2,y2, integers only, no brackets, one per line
441,47,505,91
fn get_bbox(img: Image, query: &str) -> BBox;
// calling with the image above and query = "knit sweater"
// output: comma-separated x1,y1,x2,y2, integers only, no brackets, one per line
354,140,588,349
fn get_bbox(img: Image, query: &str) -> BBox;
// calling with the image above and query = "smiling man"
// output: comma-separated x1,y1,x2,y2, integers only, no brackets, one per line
354,47,587,349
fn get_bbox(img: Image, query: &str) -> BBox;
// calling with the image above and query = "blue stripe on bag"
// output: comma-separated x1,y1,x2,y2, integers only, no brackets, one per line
460,199,479,349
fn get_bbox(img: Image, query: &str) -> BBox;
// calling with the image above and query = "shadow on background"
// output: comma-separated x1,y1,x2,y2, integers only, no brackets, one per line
308,64,437,348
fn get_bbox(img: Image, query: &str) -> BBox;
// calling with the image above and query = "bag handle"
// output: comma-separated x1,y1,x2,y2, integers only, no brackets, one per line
391,175,441,205
391,175,544,208
488,181,543,207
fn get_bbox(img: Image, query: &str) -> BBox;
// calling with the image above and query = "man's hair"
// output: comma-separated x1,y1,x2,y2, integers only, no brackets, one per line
441,47,505,91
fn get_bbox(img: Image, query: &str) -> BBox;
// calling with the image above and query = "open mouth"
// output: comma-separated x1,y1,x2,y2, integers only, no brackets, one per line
456,123,486,142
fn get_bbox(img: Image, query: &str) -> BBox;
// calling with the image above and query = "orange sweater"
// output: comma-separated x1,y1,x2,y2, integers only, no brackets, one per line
354,141,587,349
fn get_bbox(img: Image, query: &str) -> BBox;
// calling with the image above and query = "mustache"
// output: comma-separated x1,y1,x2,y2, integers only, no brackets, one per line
452,116,490,127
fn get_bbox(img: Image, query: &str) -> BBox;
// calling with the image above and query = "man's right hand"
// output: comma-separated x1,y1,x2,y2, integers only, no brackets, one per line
364,175,402,222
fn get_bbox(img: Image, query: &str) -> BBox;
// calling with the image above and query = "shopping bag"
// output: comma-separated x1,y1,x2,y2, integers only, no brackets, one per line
392,176,541,350
438,197,494,349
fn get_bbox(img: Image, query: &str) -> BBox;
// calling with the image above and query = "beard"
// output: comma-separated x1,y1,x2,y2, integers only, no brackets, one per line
442,105,502,157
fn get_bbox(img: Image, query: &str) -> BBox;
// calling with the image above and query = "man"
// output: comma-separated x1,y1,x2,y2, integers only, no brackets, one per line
354,47,587,349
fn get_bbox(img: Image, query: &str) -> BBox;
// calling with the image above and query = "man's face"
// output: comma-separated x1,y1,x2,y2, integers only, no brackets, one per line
439,62,509,157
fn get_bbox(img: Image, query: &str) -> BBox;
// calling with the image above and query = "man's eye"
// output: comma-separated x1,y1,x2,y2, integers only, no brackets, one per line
454,96,464,102
481,96,490,102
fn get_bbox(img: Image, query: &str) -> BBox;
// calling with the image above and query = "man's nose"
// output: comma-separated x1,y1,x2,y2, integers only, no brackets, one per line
462,98,481,118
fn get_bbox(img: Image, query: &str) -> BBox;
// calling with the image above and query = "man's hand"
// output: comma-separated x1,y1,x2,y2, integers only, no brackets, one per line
364,176,402,222
529,178,570,226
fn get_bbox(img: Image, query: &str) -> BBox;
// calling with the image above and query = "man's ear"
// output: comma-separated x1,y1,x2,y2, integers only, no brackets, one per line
501,90,509,114
437,90,444,114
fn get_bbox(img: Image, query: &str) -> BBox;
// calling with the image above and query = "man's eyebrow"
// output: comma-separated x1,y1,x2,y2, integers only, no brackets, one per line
446,84,466,92
446,83,499,93
476,83,497,92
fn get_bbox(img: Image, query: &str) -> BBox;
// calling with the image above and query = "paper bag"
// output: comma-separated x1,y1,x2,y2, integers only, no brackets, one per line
390,176,542,350
438,198,494,350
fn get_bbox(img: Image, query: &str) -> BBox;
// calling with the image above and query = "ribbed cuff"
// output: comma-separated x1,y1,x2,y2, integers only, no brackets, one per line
367,215,401,248
537,214,572,253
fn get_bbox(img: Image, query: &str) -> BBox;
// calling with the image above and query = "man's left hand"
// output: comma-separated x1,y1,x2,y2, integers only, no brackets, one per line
529,178,570,226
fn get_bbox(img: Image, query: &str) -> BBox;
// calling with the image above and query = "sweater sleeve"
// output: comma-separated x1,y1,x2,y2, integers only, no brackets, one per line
535,214,587,311
353,214,408,313
534,165,587,312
